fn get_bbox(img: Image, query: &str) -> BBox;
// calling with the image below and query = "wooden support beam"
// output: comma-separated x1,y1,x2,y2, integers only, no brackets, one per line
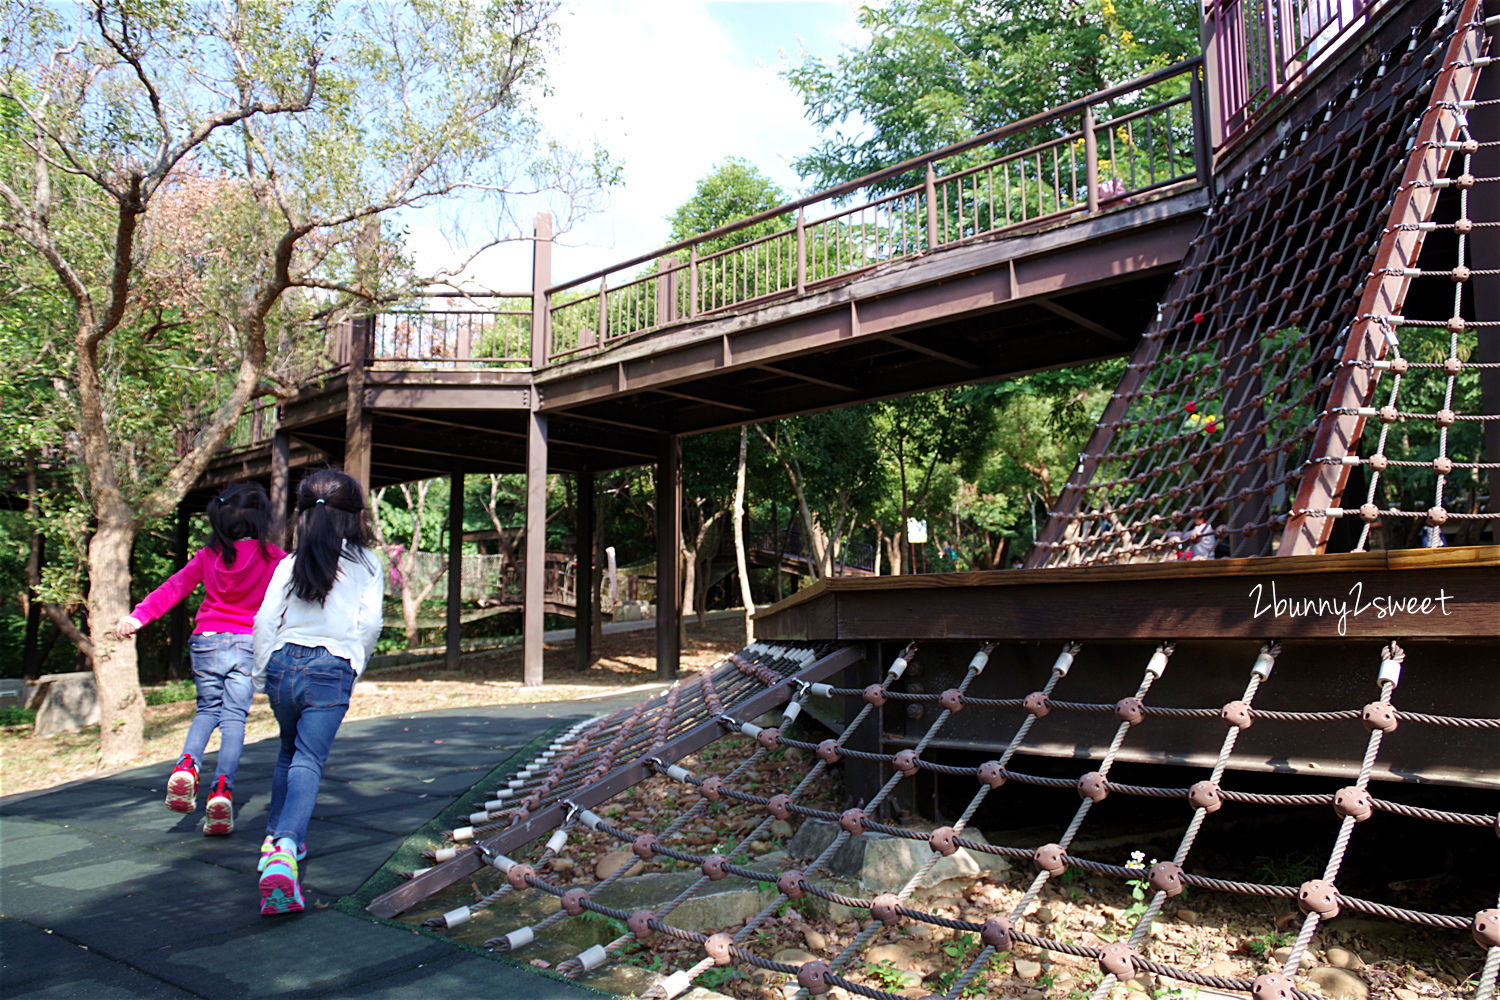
523,411,548,686
655,434,681,681
446,469,464,671
754,362,857,393
653,387,757,414
344,317,373,492
270,429,290,549
575,468,594,672
881,333,981,370
1034,298,1124,342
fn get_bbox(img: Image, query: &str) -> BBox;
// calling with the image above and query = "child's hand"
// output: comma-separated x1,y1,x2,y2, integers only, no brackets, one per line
114,616,142,640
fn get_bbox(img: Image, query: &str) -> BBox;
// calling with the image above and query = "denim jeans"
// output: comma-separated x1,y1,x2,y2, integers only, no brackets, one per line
182,634,255,789
263,644,355,846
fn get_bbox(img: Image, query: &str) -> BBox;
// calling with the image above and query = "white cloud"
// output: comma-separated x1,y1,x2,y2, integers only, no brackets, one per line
404,1,861,292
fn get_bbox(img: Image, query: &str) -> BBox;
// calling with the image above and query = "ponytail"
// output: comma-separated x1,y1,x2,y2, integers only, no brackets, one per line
289,469,373,604
206,481,272,568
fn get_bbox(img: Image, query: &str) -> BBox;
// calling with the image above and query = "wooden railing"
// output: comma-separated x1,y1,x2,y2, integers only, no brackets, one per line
231,59,1210,454
545,58,1207,363
369,292,532,368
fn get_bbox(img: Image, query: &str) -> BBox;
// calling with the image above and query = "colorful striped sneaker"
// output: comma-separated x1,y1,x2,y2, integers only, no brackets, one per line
257,835,306,873
258,848,304,916
202,776,234,836
164,754,198,813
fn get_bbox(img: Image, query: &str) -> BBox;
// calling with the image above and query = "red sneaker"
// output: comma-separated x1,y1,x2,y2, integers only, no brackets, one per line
165,754,198,813
203,775,234,835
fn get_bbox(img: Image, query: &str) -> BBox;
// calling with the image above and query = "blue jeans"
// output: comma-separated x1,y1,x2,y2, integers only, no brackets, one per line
263,644,355,846
182,634,255,789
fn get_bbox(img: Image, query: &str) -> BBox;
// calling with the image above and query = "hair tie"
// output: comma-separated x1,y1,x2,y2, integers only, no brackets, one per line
315,498,325,505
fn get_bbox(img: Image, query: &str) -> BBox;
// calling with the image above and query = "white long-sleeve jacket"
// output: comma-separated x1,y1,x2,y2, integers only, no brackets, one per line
252,546,385,691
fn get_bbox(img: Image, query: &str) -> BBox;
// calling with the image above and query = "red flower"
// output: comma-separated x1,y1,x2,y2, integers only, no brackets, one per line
1193,311,1206,323
1185,401,1197,414
1204,421,1218,433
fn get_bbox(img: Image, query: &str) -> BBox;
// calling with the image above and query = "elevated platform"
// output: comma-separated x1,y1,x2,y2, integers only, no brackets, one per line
753,547,1500,788
202,187,1206,493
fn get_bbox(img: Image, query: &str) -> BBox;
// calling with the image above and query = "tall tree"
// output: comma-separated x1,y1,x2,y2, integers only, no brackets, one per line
666,156,792,250
0,1,610,765
786,0,1200,189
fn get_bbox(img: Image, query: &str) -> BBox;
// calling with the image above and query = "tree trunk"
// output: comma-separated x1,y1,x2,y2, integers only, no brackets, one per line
679,543,696,647
755,427,824,580
88,512,144,767
885,530,904,577
733,426,755,644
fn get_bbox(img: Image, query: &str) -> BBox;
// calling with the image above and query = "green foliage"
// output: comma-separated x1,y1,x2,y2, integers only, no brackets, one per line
0,706,36,727
1251,852,1320,886
692,965,738,991
0,0,613,692
1243,930,1293,958
144,679,197,706
863,959,917,990
928,932,1004,997
667,157,792,253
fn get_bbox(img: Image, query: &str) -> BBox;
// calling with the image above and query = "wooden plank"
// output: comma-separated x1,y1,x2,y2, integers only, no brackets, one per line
367,384,532,410
752,547,1500,641
834,567,1494,640
366,644,866,918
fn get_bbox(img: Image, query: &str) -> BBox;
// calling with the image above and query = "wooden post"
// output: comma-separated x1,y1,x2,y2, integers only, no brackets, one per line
169,503,190,678
595,276,608,350
795,208,807,296
1084,106,1100,213
446,470,464,671
270,428,291,549
924,162,939,250
688,245,699,318
1198,0,1226,150
344,316,372,492
530,212,553,369
656,258,671,327
522,411,548,686
574,468,594,671
655,435,681,681
1189,61,1214,198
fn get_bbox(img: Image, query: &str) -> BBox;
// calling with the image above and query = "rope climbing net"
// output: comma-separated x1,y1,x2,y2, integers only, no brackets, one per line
377,639,1500,1000
1034,0,1499,567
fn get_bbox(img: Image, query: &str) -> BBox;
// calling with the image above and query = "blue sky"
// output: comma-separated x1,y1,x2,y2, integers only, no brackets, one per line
403,1,866,292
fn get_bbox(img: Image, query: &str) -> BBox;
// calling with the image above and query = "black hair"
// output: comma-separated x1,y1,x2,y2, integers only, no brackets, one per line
206,482,272,568
289,469,373,604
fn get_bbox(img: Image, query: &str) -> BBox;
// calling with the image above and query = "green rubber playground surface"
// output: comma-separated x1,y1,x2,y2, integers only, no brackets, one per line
0,696,648,999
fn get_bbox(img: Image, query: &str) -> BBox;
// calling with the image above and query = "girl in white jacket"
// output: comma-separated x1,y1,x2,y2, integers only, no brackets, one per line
252,469,384,916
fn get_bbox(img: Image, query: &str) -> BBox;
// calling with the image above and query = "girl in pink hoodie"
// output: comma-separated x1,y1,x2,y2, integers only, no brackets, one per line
115,482,286,834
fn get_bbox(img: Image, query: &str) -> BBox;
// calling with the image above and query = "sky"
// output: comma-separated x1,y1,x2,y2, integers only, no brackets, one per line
401,1,867,292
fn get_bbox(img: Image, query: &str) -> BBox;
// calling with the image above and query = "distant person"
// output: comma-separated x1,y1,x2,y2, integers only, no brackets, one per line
114,482,285,833
1168,514,1217,560
253,470,384,916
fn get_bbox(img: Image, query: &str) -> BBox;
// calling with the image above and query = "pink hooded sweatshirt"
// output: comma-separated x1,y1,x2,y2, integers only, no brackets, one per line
130,538,287,634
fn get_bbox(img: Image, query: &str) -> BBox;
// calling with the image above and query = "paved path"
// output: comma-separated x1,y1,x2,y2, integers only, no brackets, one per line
0,690,664,999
